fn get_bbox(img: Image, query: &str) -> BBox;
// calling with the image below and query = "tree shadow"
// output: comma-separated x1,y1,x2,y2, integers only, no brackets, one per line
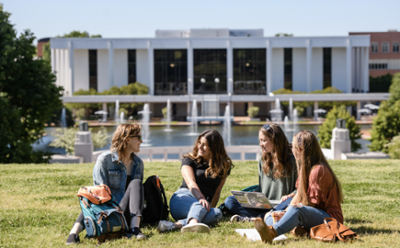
345,217,373,225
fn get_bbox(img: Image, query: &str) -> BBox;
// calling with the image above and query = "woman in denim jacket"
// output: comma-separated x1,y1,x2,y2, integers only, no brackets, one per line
66,123,146,244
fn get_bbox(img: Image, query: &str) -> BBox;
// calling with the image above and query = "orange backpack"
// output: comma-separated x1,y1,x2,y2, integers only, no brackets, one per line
77,184,112,205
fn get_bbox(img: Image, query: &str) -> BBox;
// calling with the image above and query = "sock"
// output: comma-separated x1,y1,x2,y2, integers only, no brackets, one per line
130,216,141,229
69,222,83,235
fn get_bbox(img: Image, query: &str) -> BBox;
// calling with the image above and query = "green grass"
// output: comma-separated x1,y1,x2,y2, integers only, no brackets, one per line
1,160,400,247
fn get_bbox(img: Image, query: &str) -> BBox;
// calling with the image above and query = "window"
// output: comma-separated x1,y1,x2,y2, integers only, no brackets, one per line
323,48,332,89
233,49,266,95
371,43,378,53
284,48,292,90
88,50,97,91
393,42,399,53
128,50,136,84
382,42,389,53
369,63,388,70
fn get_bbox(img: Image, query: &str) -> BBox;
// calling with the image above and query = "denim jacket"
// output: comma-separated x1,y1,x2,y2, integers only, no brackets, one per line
92,151,144,203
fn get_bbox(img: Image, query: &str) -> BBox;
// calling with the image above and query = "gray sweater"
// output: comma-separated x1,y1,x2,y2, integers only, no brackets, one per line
256,155,298,201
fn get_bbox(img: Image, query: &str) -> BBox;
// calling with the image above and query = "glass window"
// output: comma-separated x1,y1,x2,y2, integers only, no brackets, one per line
154,49,187,95
233,49,266,95
284,48,292,90
323,48,332,89
393,42,399,53
371,43,378,53
88,50,97,91
128,50,136,84
382,42,389,53
193,49,227,94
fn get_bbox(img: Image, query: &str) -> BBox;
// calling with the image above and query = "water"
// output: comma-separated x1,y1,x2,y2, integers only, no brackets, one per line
115,100,119,125
164,99,173,132
270,98,283,122
138,103,151,146
120,112,124,124
289,98,293,121
223,104,231,146
61,108,67,128
188,100,198,136
283,108,299,142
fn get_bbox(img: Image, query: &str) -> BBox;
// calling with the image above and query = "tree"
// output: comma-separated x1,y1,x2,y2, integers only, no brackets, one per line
369,74,393,93
317,105,361,152
387,133,400,159
369,73,400,152
0,4,63,163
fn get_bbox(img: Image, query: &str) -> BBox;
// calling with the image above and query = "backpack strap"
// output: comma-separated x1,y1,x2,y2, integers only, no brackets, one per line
159,181,169,217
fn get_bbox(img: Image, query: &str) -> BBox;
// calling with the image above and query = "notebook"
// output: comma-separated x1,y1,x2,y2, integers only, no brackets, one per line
231,191,280,209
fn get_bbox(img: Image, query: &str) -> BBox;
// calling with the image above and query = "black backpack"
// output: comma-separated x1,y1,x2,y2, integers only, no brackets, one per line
142,175,169,224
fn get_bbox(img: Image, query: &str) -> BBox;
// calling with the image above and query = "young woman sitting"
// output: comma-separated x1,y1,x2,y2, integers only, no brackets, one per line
224,124,297,222
157,130,234,233
66,123,147,244
254,130,344,244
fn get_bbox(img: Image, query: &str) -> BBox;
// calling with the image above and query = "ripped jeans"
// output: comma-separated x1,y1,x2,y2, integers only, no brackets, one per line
265,205,330,236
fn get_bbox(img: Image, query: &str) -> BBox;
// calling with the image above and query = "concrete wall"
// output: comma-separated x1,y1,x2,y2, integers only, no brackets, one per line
311,48,323,91
271,48,284,91
234,102,246,116
332,47,348,92
97,49,109,92
74,49,89,91
292,48,307,92
113,49,128,87
136,49,150,88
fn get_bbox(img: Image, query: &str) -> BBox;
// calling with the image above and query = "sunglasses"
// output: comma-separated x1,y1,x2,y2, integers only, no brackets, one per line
129,135,142,141
262,124,273,134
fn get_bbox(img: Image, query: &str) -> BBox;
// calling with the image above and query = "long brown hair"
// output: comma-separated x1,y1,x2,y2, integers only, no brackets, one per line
184,129,233,179
110,123,141,163
260,124,293,178
293,130,344,205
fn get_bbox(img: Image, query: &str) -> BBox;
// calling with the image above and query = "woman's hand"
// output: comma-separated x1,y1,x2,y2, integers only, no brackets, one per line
199,198,210,212
281,193,294,202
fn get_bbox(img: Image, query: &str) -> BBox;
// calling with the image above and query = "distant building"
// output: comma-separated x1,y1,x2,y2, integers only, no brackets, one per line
349,30,400,77
50,29,370,118
37,37,50,57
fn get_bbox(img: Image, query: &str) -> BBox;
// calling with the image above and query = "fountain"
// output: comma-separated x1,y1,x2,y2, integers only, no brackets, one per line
138,103,151,146
187,100,198,136
164,99,173,132
61,108,67,128
223,104,231,146
120,112,125,124
283,107,299,142
115,100,119,125
270,98,283,122
289,98,293,121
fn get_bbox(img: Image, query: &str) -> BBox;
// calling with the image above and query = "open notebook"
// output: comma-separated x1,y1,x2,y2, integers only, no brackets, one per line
231,191,280,209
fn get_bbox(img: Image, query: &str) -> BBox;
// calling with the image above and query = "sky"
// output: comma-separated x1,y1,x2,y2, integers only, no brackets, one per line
2,0,400,44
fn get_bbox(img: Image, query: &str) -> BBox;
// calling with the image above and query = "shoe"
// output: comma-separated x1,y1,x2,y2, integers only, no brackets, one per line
254,218,277,244
66,234,80,245
157,220,175,232
291,226,309,237
127,227,146,240
230,214,251,222
181,223,210,234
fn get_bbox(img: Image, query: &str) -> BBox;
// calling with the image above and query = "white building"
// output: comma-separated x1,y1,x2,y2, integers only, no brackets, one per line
50,29,371,118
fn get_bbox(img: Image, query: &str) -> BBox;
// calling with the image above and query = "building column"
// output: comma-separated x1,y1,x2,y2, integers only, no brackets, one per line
355,47,360,92
51,49,55,74
187,41,193,95
68,42,74,95
356,101,361,120
227,40,233,95
364,47,369,93
147,41,154,96
55,49,60,87
306,39,312,93
108,41,114,88
314,101,319,121
266,40,272,95
346,39,352,93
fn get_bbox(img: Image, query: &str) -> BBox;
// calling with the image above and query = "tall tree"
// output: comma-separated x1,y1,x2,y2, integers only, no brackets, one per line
0,4,63,163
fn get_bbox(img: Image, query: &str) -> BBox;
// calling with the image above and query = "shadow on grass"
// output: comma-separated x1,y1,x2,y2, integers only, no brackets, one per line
345,217,373,224
352,226,396,235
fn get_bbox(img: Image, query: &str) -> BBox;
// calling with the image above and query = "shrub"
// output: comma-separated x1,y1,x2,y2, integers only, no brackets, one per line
317,105,361,152
247,106,259,118
387,134,400,159
162,107,168,119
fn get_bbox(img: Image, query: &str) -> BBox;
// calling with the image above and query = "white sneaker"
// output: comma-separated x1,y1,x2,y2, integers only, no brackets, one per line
181,223,210,234
157,220,175,232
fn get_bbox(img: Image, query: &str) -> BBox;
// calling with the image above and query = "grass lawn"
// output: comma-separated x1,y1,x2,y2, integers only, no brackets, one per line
1,159,400,247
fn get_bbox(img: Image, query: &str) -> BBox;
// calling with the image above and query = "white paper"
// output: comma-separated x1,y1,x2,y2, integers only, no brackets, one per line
235,229,287,242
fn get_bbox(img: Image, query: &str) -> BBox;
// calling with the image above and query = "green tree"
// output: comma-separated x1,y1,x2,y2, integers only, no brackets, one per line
0,4,63,163
317,105,362,152
387,133,400,159
369,74,393,93
369,73,400,152
247,106,259,118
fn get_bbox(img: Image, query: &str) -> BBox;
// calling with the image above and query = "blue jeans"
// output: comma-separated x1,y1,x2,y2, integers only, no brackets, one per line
170,188,223,226
266,205,330,236
223,196,268,218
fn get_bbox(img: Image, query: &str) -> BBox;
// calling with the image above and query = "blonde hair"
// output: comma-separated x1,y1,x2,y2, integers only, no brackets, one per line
293,130,343,205
184,129,234,179
110,123,141,163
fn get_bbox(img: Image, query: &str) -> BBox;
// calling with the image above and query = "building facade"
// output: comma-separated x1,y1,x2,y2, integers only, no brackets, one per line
350,30,400,77
50,29,370,118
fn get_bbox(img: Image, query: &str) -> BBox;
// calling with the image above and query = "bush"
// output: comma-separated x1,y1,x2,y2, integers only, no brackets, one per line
317,105,361,152
247,106,259,118
162,107,168,119
387,134,400,159
369,73,400,153
369,74,393,93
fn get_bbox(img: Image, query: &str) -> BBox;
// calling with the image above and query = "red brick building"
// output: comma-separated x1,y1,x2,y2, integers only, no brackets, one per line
37,38,50,57
349,30,400,77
